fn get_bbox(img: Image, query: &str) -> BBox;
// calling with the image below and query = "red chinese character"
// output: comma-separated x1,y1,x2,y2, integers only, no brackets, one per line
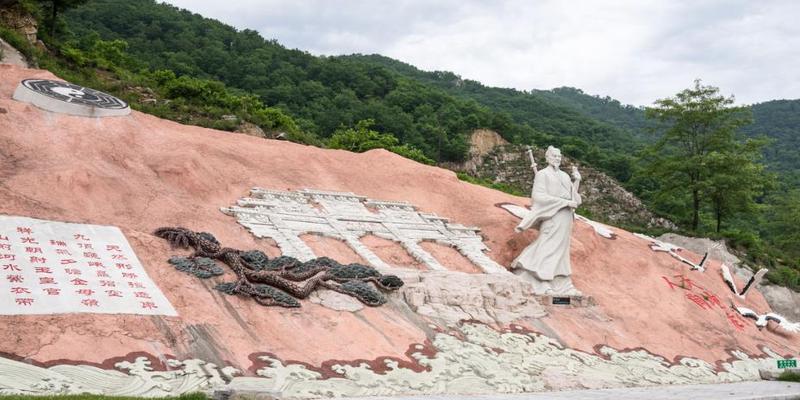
134,291,151,299
121,272,138,279
3,264,20,271
64,268,81,275
112,254,128,261
140,301,158,309
116,263,132,270
96,270,110,277
25,247,43,254
5,274,23,283
55,249,72,255
21,237,39,244
35,266,52,274
661,276,681,290
60,259,77,265
0,254,16,260
105,290,123,297
83,252,100,259
100,280,115,287
128,282,144,289
10,287,31,294
29,256,46,264
76,289,95,296
685,292,712,310
15,298,34,306
16,227,32,234
0,235,8,241
70,278,88,286
727,311,747,331
0,244,10,250
77,243,93,249
106,245,121,252
88,261,105,267
73,234,90,241
81,298,99,307
703,291,724,309
42,288,60,295
39,277,56,285
49,240,67,247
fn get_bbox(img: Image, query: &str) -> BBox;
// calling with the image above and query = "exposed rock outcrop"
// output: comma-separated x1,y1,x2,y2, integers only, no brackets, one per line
446,129,676,230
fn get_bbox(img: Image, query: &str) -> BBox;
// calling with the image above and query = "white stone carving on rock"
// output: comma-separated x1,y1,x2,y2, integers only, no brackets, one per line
1,322,790,397
0,355,239,396
0,215,176,316
226,322,787,398
221,188,507,274
401,271,547,327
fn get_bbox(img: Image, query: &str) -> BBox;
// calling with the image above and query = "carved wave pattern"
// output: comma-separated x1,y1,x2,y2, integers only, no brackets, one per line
0,323,783,397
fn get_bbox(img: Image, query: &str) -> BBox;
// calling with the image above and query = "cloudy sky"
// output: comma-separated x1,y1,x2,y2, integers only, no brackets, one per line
163,0,799,106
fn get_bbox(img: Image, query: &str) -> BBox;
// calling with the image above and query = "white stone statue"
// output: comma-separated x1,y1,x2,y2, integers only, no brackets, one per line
513,146,582,295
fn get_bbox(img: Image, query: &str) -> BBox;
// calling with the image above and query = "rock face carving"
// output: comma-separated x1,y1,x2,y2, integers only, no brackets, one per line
221,188,508,274
0,355,238,396
155,227,403,307
12,79,131,117
513,146,582,295
1,322,784,397
401,271,547,327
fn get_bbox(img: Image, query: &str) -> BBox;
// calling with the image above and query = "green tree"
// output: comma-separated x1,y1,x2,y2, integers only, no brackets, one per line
644,80,754,231
38,0,89,38
764,190,800,262
705,138,772,232
328,119,434,165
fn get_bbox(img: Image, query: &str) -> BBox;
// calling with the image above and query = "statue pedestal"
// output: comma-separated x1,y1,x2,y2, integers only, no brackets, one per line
535,294,595,308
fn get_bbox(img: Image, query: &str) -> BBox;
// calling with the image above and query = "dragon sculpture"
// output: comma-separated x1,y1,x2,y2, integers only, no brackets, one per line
155,227,403,308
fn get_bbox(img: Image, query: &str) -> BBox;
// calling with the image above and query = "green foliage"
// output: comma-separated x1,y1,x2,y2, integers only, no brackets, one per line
329,120,434,165
778,370,800,382
742,100,800,188
456,172,525,197
343,54,645,181
763,190,800,262
641,80,763,231
767,266,800,291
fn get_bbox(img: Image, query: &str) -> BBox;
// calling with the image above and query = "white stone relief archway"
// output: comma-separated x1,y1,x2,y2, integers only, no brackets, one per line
221,188,508,274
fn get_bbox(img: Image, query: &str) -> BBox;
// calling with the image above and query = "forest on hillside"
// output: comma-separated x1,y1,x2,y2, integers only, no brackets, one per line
1,0,798,288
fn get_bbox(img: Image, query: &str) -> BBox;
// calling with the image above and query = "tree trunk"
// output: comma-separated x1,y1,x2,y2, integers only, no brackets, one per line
50,2,58,38
716,207,722,233
692,189,700,231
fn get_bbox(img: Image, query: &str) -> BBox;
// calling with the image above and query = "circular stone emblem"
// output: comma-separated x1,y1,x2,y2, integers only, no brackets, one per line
12,79,131,117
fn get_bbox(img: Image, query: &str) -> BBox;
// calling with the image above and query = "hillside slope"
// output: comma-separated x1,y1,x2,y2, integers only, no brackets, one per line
0,65,797,396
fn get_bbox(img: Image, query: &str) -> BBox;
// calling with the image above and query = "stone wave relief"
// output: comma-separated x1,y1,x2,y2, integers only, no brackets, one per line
0,188,792,397
0,322,785,397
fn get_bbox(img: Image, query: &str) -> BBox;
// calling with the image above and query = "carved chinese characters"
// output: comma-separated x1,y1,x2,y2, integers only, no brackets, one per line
0,216,176,316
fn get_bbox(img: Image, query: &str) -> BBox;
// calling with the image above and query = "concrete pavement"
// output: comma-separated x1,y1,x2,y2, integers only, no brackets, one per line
340,381,800,400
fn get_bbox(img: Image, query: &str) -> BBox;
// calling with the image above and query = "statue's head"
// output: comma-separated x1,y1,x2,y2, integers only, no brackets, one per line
545,146,562,169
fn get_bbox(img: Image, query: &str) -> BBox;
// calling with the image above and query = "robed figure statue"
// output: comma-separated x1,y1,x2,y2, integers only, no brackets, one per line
513,145,582,296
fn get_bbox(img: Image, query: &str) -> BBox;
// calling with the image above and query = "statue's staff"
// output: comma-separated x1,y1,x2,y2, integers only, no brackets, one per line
571,165,582,207
526,146,537,198
525,145,537,174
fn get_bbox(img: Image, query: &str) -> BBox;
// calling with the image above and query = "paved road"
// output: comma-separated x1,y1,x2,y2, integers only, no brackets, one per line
341,381,800,400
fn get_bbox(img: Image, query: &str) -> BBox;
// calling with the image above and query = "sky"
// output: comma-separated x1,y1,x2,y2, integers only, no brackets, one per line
163,0,800,106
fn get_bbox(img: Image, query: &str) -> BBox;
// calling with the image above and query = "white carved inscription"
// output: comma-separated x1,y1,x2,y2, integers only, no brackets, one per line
222,188,508,274
0,215,176,316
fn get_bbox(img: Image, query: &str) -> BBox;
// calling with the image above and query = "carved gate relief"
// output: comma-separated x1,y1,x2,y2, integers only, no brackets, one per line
221,188,508,274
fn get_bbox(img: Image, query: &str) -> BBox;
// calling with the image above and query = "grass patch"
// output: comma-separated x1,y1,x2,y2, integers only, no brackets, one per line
0,393,207,400
778,370,800,382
